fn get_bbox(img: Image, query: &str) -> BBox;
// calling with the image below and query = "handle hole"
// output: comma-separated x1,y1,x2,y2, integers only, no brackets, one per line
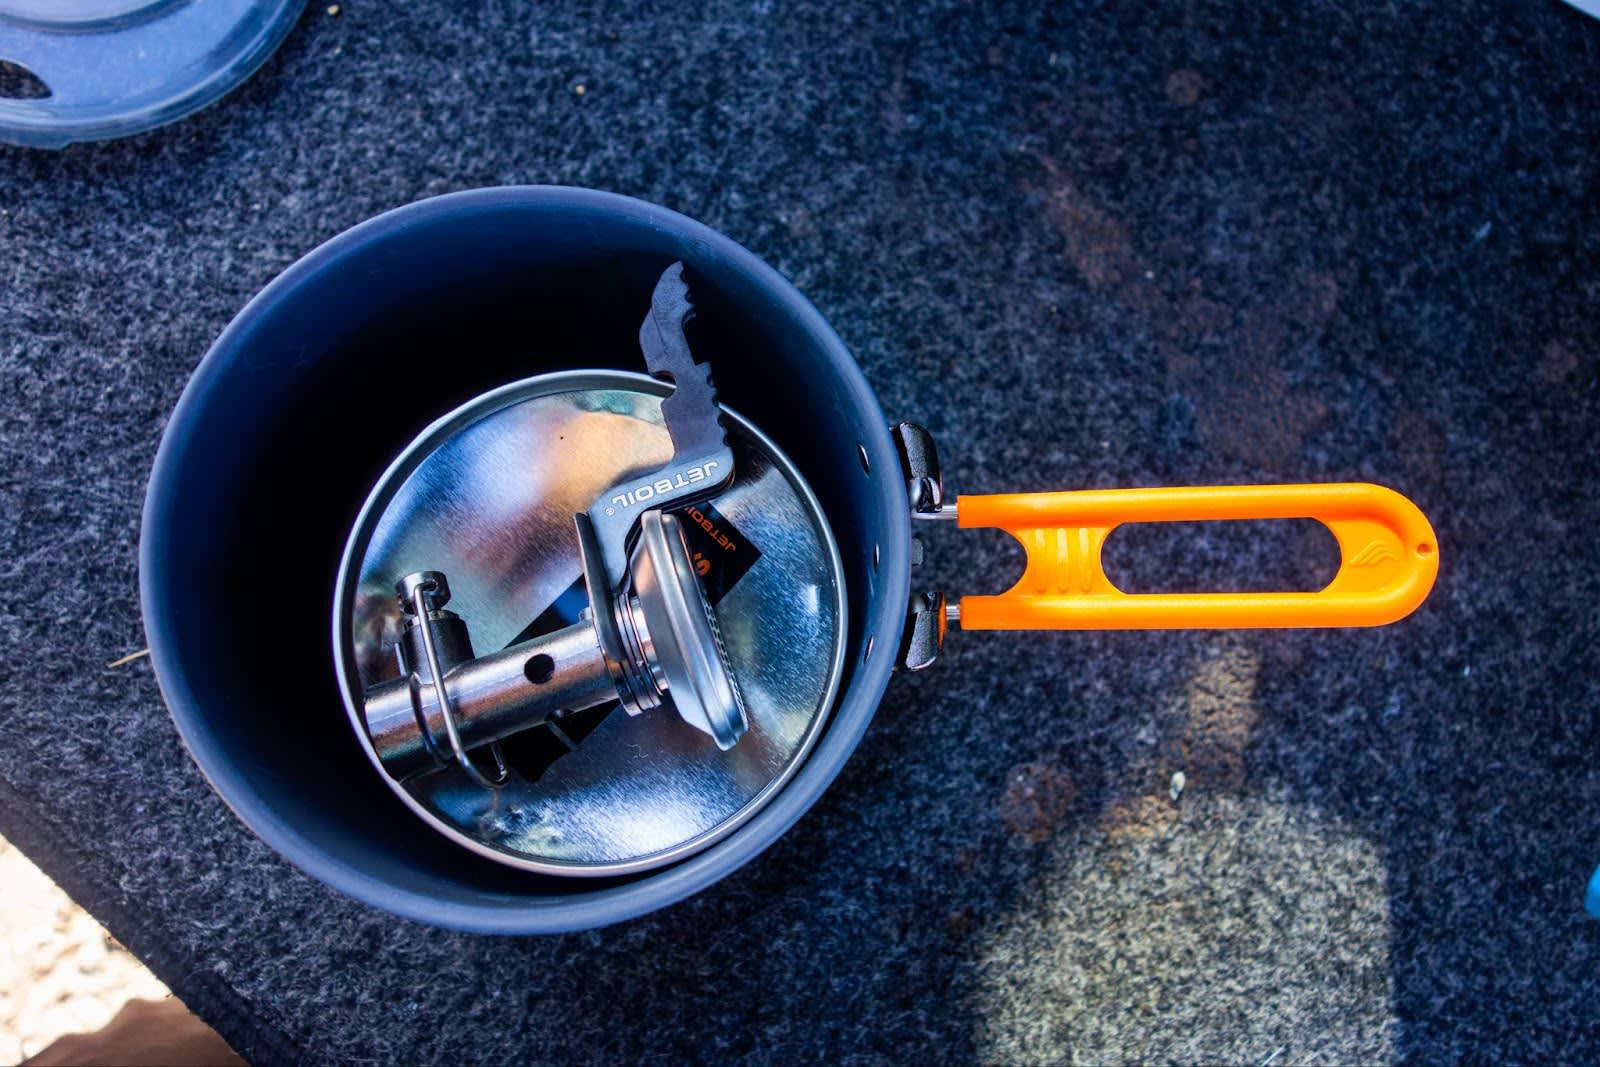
1417,542,1435,558
1103,519,1339,594
856,443,870,475
0,60,51,100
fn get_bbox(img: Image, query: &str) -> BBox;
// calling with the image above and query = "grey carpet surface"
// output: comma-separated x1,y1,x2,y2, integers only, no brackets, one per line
3,1,1600,1063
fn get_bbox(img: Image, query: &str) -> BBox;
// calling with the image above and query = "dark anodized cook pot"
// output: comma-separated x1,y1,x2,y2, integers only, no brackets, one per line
142,187,911,933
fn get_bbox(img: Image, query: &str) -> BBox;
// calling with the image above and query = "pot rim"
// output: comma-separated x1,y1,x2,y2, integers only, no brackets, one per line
140,185,913,933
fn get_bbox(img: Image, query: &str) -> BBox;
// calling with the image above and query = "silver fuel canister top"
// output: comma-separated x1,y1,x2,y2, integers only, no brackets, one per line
332,366,846,876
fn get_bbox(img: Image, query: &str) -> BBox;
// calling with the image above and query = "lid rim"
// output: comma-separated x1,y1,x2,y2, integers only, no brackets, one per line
0,0,307,149
333,371,851,879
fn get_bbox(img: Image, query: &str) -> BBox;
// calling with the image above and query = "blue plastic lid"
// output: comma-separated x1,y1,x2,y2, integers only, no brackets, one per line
0,0,306,149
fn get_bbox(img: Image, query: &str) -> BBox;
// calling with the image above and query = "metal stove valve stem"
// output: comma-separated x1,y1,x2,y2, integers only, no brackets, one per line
363,579,614,784
361,511,748,786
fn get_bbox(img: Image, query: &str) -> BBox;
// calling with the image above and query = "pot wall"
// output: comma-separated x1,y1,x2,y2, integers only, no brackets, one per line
140,187,912,932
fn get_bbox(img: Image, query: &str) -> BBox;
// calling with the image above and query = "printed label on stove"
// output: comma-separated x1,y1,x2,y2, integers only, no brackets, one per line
674,501,761,606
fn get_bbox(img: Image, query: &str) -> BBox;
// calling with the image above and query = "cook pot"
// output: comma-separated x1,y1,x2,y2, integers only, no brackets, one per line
142,186,1436,933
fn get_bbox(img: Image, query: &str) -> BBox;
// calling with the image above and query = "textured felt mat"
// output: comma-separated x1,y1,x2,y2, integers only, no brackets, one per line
3,1,1600,1063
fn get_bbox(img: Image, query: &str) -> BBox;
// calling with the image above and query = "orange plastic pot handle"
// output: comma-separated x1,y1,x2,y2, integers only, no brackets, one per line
955,483,1437,630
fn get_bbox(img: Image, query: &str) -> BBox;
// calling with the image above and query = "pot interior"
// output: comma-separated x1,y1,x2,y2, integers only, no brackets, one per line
141,188,911,931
